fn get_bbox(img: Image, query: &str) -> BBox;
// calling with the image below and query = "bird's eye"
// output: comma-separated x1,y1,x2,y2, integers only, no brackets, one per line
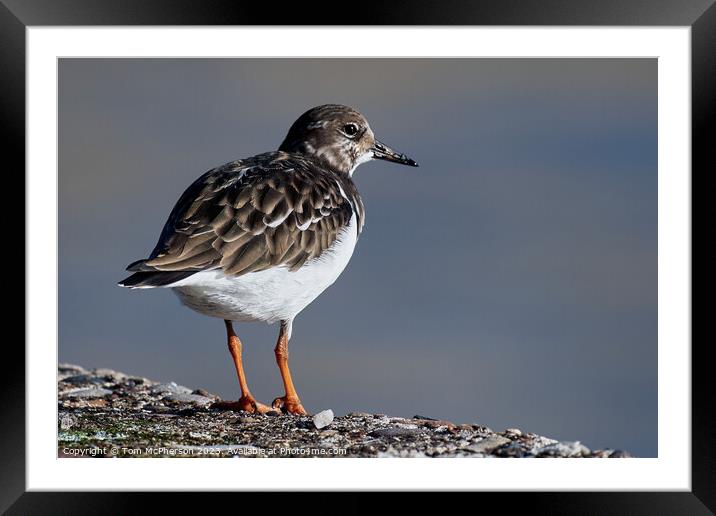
342,123,359,137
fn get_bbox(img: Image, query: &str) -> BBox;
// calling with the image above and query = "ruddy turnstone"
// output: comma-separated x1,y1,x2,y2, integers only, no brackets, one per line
119,104,418,415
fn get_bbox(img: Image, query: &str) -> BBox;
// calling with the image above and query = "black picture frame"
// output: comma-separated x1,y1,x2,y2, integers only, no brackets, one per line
4,0,710,511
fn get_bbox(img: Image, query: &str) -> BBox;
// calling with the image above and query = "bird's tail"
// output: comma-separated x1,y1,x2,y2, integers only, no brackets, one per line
118,270,196,289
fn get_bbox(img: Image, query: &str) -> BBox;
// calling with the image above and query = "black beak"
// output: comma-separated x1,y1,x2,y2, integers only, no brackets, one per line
371,139,419,167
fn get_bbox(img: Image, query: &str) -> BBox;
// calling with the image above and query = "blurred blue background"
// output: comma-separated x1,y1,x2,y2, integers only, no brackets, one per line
59,58,657,456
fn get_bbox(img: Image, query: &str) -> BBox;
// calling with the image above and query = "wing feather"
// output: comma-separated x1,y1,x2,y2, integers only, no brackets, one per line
129,152,363,279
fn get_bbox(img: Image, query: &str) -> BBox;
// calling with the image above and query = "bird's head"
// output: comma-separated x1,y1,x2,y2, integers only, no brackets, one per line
278,104,418,176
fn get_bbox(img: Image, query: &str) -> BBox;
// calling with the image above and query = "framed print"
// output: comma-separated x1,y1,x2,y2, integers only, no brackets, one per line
5,0,711,510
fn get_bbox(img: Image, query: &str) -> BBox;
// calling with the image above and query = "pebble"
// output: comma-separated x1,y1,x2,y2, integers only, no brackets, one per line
609,449,633,458
62,374,107,385
369,427,421,438
192,388,217,398
467,435,511,454
495,441,528,457
151,382,192,395
93,368,126,378
536,441,590,457
58,363,87,374
59,414,76,430
313,409,334,429
84,399,109,408
58,364,88,381
346,412,372,418
417,419,456,430
360,444,378,455
62,387,113,398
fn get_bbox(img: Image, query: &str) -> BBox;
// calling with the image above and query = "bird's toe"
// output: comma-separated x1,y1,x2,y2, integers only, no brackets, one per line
211,396,274,414
272,395,308,415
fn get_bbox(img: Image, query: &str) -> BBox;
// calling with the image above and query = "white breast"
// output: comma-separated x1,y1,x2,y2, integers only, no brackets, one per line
169,214,358,324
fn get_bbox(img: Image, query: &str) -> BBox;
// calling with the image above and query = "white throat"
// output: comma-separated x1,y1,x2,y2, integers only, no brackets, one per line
348,152,374,177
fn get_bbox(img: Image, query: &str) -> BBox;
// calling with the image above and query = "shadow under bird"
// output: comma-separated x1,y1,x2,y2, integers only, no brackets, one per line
119,104,418,415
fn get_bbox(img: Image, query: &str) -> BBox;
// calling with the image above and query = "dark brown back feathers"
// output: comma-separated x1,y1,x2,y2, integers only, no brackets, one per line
120,152,364,285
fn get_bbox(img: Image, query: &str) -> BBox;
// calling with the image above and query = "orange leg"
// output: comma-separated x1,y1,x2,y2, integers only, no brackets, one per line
272,321,308,415
216,320,273,414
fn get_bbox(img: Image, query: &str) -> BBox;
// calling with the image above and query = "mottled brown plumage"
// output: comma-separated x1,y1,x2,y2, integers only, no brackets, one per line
126,152,365,279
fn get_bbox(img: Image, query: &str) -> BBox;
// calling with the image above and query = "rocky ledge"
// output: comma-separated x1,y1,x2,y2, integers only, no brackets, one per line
58,364,631,458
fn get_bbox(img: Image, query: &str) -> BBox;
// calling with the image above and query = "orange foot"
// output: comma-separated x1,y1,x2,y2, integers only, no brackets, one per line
211,396,274,414
272,395,308,415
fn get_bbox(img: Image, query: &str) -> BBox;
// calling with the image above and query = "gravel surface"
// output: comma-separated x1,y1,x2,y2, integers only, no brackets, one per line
57,364,631,458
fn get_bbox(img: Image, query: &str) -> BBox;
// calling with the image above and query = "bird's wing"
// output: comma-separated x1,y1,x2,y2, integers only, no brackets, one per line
127,154,361,277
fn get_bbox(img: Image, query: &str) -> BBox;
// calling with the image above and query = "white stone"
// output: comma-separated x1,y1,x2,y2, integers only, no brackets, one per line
313,409,334,429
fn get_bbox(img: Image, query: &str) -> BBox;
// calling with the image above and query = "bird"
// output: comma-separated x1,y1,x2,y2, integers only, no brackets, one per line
119,104,418,415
